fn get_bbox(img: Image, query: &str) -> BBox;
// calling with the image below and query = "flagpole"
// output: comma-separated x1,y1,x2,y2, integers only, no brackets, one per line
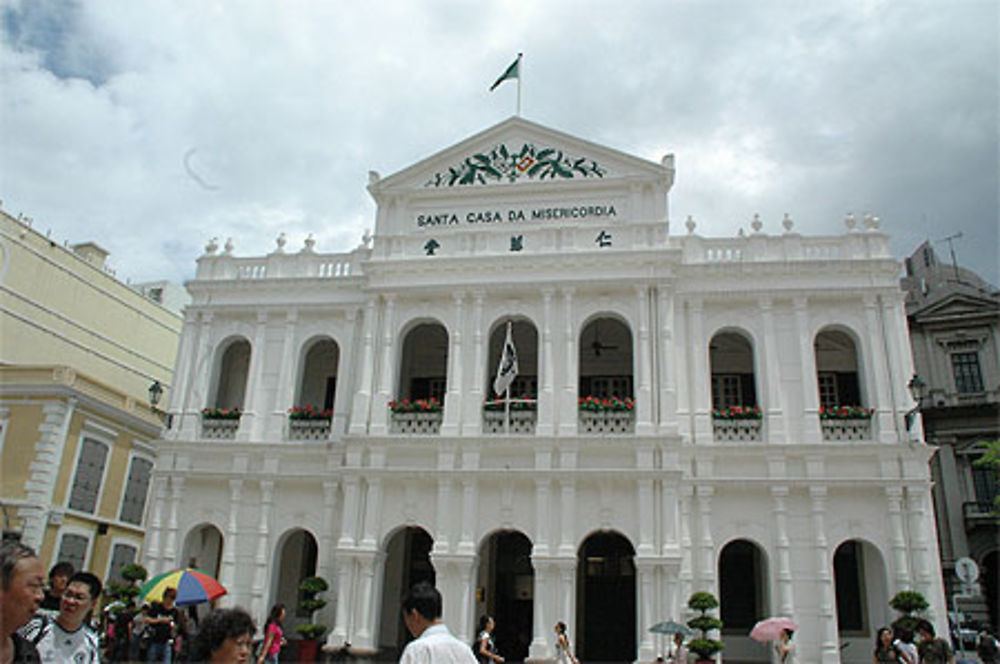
505,385,511,435
516,53,522,116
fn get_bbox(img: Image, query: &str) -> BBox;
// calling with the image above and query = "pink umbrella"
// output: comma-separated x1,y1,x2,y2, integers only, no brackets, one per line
750,617,799,642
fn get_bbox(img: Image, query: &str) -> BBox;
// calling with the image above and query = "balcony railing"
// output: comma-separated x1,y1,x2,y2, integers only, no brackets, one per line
712,418,762,442
483,410,537,434
579,410,635,434
202,417,239,440
821,418,872,441
288,418,332,441
390,411,443,435
962,501,997,524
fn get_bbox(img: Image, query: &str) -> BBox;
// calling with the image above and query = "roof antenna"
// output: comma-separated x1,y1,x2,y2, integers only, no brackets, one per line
935,231,963,284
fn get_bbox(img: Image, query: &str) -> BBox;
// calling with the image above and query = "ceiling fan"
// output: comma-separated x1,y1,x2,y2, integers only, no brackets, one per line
591,323,619,356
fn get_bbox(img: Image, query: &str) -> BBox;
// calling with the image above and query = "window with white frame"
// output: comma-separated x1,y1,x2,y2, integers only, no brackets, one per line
107,543,138,584
57,533,89,571
119,456,153,525
951,352,984,393
68,438,109,513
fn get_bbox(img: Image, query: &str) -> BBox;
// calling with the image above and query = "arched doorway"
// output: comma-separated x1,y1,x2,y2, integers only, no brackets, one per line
834,539,889,648
719,539,770,662
577,531,636,663
181,523,223,577
378,527,435,653
212,338,251,410
297,337,339,411
709,331,757,412
272,529,318,636
476,530,534,662
397,322,449,402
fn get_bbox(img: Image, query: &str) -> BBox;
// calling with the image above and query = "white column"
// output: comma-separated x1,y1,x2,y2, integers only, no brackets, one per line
534,479,551,556
218,479,243,607
881,294,914,435
696,486,715,589
636,286,654,434
658,285,678,432
528,560,549,659
863,295,896,442
319,480,340,572
759,297,787,443
538,289,556,435
330,555,356,645
370,296,395,435
661,482,680,556
251,479,274,618
359,478,383,549
559,563,576,631
435,478,454,554
457,479,478,556
690,299,712,443
349,300,377,435
638,563,656,659
239,311,269,441
558,478,577,557
810,488,839,664
166,314,199,439
905,485,934,600
19,398,76,548
467,291,486,435
679,486,693,607
143,475,169,574
442,292,465,436
794,297,823,444
559,288,577,435
355,553,379,643
163,476,184,567
332,310,358,438
271,309,299,439
338,477,361,547
180,311,213,437
886,487,912,591
771,486,795,616
637,477,655,556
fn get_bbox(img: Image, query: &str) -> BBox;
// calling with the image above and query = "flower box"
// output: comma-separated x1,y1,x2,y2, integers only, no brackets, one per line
579,410,635,434
578,396,635,412
818,405,874,420
388,398,443,413
821,418,872,441
390,411,442,435
712,418,762,441
201,408,242,420
288,406,334,421
483,410,537,434
711,405,761,420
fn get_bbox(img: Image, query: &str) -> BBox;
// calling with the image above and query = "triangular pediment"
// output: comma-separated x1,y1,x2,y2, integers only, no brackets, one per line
370,116,672,194
911,291,1000,322
368,117,674,238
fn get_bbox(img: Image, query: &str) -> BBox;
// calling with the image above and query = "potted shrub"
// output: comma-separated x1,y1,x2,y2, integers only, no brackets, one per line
295,576,328,663
889,590,929,633
687,591,724,663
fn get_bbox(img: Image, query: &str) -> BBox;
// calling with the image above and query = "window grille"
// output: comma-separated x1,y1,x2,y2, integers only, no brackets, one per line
951,352,983,393
107,543,138,584
119,457,153,525
57,534,89,571
68,438,108,514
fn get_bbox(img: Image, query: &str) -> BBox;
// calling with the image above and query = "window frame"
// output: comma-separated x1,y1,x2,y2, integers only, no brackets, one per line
65,429,113,516
950,352,984,393
55,527,94,572
117,450,155,526
105,538,141,584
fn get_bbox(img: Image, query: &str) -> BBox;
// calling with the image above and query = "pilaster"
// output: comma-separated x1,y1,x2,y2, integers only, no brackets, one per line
559,288,578,435
441,291,465,436
810,487,839,664
538,289,556,435
885,486,912,591
348,299,377,435
20,397,76,549
252,479,275,619
794,297,823,444
657,285,678,433
759,297,787,443
370,295,395,435
218,478,243,607
771,486,795,616
636,285,655,434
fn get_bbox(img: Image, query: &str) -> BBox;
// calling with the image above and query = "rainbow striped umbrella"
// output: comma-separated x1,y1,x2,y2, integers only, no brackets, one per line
139,568,227,607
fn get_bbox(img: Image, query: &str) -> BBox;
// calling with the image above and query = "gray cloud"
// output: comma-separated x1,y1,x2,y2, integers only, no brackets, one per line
1,0,996,286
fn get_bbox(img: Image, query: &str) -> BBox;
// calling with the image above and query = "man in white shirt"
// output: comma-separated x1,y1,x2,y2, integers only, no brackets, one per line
399,581,477,664
20,572,102,664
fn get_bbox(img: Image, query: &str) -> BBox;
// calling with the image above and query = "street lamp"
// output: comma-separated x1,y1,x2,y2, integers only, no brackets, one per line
905,374,926,432
148,381,164,408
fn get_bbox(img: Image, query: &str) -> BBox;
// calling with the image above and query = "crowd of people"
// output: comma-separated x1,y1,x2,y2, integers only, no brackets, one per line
4,541,998,664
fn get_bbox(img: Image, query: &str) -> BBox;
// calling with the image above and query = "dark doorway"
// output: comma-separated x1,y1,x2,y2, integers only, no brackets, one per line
577,531,636,662
379,527,435,653
479,531,534,662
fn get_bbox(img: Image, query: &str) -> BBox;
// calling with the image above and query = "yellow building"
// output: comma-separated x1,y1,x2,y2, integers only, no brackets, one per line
0,208,181,582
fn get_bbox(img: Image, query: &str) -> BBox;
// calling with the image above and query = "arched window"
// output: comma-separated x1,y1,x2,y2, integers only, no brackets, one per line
397,323,448,402
814,329,863,409
213,338,251,410
487,320,538,400
579,317,633,399
709,331,757,411
833,539,889,636
297,338,339,410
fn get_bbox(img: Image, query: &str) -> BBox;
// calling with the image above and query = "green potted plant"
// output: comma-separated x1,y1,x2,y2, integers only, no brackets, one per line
889,590,929,633
295,576,328,663
687,591,724,663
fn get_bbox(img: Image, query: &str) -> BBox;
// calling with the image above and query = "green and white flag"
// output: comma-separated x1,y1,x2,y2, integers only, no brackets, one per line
489,54,521,91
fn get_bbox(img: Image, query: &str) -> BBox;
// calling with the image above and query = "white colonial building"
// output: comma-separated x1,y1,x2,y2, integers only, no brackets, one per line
146,117,948,663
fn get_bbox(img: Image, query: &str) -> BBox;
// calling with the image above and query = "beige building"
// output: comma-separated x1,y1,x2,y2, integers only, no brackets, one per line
0,207,181,581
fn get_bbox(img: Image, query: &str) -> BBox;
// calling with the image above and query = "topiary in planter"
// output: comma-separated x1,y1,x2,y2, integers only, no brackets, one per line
687,591,724,661
890,590,929,632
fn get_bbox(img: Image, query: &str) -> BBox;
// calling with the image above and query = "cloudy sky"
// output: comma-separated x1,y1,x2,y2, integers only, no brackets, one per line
2,0,997,287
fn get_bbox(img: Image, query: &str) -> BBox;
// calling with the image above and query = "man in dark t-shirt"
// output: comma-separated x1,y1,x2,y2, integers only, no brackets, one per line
145,587,182,664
